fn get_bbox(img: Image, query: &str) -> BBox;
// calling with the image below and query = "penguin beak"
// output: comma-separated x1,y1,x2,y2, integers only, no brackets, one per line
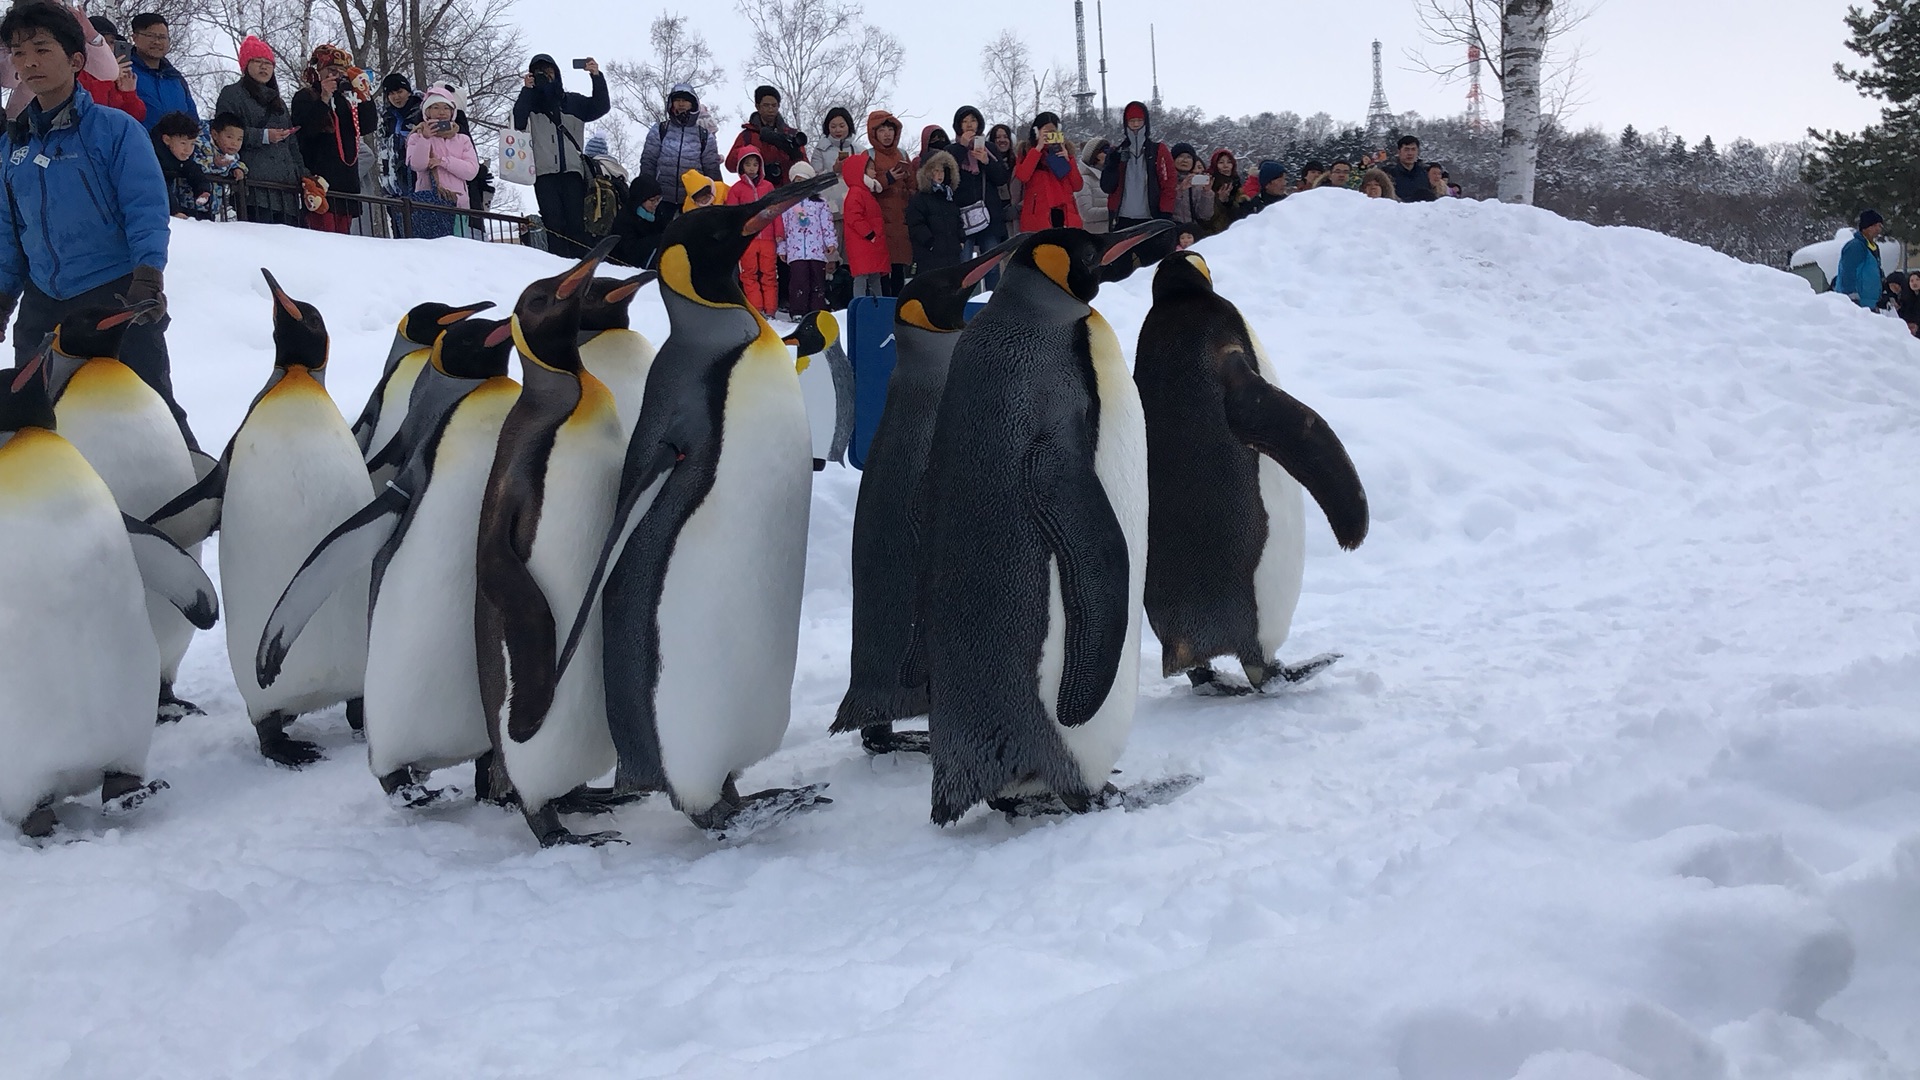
261,268,303,320
440,301,496,326
556,237,621,301
961,234,1020,290
741,172,841,236
12,343,46,392
95,299,160,331
484,321,514,348
604,274,650,304
1097,220,1178,268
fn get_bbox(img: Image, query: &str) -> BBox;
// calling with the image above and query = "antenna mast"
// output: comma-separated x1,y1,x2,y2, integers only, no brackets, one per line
1073,1,1096,120
1150,24,1161,108
1097,0,1110,125
1366,39,1393,139
1466,40,1486,131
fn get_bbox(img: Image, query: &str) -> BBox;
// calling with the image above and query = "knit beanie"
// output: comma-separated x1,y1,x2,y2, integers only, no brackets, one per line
787,159,816,182
380,72,411,95
88,15,119,40
238,35,276,71
584,133,610,158
1124,101,1148,123
1171,142,1196,162
1860,208,1885,231
1257,160,1287,187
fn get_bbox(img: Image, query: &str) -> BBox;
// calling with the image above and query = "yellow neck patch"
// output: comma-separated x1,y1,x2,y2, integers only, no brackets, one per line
1032,244,1073,293
511,315,563,373
660,245,725,310
897,300,939,332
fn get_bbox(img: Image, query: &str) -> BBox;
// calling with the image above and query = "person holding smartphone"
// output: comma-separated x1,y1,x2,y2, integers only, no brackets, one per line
404,86,478,239
510,52,609,258
1012,111,1081,233
77,15,142,121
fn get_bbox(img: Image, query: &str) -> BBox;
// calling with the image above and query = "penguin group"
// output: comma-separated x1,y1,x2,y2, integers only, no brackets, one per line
2,177,1372,847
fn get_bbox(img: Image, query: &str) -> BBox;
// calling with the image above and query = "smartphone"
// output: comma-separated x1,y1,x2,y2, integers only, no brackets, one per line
433,120,453,132
1192,173,1210,187
973,136,987,149
1044,130,1064,145
111,39,131,62
571,58,590,69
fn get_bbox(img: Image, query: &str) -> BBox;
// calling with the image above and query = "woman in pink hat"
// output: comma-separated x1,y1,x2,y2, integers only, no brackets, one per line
212,36,306,225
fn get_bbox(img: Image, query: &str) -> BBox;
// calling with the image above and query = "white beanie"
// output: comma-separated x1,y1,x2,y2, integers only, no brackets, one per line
787,160,815,182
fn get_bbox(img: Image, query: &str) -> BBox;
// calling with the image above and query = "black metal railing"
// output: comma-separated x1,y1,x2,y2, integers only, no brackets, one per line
208,177,542,247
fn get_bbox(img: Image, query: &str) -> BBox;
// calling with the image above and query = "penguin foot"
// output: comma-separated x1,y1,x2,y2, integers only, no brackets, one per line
346,698,366,737
987,792,1083,820
20,800,57,839
812,457,827,473
100,776,169,816
156,683,205,724
693,784,832,841
1252,652,1343,691
860,726,931,756
523,804,626,848
257,714,324,769
472,751,517,807
1188,666,1254,697
1098,774,1203,811
551,785,653,816
390,782,459,810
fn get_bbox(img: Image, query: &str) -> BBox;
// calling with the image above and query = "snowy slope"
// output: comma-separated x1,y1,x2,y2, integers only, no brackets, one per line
6,199,1920,1079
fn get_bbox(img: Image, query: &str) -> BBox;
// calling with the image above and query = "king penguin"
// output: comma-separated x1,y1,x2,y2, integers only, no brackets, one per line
257,317,520,807
221,271,375,767
352,299,495,480
42,301,207,723
913,222,1173,825
1135,251,1369,691
577,273,660,439
553,172,842,839
0,350,217,839
475,237,629,848
832,245,1009,755
784,310,855,470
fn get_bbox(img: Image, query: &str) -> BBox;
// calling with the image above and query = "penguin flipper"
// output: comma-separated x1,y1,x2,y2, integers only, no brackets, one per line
255,488,407,688
826,340,856,465
1221,351,1370,551
120,514,219,630
1023,431,1132,729
554,439,677,682
490,555,558,746
147,446,228,546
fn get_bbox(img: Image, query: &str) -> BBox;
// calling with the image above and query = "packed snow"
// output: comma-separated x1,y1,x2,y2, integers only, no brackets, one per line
6,193,1919,1078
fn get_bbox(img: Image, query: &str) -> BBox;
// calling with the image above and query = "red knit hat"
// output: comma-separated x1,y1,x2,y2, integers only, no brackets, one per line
1124,101,1148,123
238,35,275,71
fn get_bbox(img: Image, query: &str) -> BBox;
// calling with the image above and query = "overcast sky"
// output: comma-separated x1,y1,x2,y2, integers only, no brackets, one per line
509,0,1878,146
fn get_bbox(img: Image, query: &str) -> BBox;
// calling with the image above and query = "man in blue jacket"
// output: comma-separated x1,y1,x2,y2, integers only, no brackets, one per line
0,1,185,444
1837,209,1886,310
127,12,196,132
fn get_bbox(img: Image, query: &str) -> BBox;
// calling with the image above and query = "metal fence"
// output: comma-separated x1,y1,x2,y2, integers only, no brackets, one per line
208,178,542,247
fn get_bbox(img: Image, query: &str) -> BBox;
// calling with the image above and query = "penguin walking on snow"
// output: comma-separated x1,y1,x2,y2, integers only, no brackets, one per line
42,302,208,724
475,237,629,848
257,317,520,808
577,274,660,439
0,350,217,839
1134,252,1369,692
352,299,496,483
915,223,1176,825
553,172,842,840
832,245,1009,755
785,310,854,470
221,271,375,767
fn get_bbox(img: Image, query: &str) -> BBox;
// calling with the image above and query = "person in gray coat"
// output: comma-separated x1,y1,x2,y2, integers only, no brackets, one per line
212,35,305,225
638,82,721,229
510,52,610,258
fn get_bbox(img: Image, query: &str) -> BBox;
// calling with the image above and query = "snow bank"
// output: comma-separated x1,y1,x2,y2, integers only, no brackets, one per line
5,198,1919,1078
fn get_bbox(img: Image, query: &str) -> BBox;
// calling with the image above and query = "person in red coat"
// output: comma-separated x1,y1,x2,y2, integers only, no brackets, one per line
839,152,892,298
725,84,807,185
81,16,146,122
725,149,779,317
1012,111,1081,233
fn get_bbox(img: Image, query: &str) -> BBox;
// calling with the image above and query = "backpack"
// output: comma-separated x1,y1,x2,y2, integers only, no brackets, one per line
583,159,622,239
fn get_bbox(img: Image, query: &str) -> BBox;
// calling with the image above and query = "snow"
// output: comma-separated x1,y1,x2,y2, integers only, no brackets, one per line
7,195,1920,1078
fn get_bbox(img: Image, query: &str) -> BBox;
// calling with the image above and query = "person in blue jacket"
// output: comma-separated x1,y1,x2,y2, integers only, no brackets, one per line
126,12,197,132
0,1,186,445
1837,209,1886,310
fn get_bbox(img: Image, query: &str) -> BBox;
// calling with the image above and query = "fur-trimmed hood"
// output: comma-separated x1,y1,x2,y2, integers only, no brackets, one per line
917,149,958,192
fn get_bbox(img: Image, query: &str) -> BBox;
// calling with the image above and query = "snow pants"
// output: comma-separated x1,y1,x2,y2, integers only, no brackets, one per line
787,259,827,316
740,239,778,316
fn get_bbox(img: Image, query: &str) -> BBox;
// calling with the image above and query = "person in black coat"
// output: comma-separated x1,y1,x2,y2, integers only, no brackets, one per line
906,150,965,275
613,174,666,270
949,105,1011,262
290,45,374,232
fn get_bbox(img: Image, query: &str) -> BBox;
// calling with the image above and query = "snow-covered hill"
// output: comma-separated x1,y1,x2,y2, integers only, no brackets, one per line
6,195,1919,1079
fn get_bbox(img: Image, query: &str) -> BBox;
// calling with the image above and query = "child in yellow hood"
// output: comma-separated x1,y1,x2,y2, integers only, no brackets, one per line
682,168,727,211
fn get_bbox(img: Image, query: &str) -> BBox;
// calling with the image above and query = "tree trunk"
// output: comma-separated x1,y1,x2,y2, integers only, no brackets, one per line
1497,0,1551,205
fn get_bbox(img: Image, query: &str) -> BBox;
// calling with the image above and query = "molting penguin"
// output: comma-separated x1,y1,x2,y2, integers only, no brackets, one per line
832,245,1008,755
475,237,629,848
784,310,854,470
914,223,1173,825
42,302,207,723
577,273,660,439
257,318,519,808
1135,252,1368,692
0,351,216,839
352,300,496,481
554,172,842,839
221,271,375,767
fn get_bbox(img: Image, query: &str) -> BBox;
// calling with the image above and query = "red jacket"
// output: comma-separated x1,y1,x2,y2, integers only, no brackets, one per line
725,117,806,185
1103,139,1178,217
839,154,892,277
1013,144,1083,233
726,171,778,252
79,71,146,123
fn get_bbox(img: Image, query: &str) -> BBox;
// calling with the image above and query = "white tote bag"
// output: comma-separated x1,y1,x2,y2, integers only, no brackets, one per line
497,128,537,186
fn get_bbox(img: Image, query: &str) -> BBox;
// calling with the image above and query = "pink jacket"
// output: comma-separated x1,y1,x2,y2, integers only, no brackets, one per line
405,129,479,208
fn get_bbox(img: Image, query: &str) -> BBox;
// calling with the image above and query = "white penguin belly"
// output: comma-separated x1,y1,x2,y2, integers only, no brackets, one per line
220,376,374,722
1246,328,1307,663
502,385,623,810
365,351,427,461
652,340,812,814
580,330,655,440
54,360,200,683
797,349,837,460
0,435,158,824
363,388,516,777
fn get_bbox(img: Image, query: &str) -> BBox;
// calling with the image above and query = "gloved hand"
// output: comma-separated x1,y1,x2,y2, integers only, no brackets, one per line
122,265,167,325
0,291,16,344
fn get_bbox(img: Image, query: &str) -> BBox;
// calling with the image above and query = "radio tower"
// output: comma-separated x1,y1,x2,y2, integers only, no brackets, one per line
1097,0,1110,124
1073,1,1096,120
1150,24,1161,108
1366,39,1393,138
1466,41,1486,131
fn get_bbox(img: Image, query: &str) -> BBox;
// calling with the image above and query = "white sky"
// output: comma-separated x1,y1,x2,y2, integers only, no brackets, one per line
509,0,1878,146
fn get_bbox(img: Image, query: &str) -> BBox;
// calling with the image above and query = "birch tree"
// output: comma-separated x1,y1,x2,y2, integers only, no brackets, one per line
606,14,726,127
979,30,1034,131
736,0,901,133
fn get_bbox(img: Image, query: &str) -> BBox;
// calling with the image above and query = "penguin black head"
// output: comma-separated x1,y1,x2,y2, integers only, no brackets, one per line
399,300,497,347
781,310,839,359
1008,221,1178,305
895,236,1018,332
431,317,515,381
580,272,660,333
512,236,620,372
50,300,160,362
1151,251,1218,303
657,171,841,308
0,347,56,437
262,269,330,371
